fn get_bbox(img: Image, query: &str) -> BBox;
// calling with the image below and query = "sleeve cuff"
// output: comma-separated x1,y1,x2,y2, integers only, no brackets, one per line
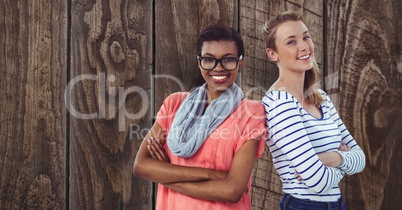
336,150,347,169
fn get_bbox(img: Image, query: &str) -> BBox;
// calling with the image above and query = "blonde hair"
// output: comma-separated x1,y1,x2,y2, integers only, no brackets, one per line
262,11,324,105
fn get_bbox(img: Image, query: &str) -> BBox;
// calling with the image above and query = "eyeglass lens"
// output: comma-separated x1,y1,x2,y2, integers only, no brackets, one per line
200,57,238,70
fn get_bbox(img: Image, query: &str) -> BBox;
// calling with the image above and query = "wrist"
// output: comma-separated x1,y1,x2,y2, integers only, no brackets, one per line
207,169,215,180
335,150,345,168
207,169,227,180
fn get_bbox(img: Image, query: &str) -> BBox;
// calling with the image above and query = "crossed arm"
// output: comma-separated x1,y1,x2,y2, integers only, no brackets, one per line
133,121,259,203
295,144,350,181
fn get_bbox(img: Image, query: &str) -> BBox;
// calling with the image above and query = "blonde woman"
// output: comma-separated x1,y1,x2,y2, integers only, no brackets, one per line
262,11,365,210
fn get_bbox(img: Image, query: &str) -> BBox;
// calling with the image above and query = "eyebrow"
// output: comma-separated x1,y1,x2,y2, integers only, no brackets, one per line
284,31,309,41
202,53,237,57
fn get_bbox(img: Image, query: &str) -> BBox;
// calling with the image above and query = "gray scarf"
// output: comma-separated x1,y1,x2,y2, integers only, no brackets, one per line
167,83,243,158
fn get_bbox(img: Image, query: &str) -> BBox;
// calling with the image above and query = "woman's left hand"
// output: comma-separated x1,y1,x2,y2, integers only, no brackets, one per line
295,171,302,181
147,137,170,163
338,144,351,152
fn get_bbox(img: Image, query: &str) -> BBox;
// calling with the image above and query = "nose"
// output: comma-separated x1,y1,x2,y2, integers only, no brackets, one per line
299,40,308,51
213,61,225,71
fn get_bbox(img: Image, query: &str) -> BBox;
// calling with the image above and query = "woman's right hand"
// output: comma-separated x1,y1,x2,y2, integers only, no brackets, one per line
147,137,170,163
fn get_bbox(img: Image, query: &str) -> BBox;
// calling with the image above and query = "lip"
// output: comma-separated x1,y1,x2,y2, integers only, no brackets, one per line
297,53,310,60
210,74,230,83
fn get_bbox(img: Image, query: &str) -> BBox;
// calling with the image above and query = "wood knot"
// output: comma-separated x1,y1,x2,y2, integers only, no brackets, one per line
110,41,125,63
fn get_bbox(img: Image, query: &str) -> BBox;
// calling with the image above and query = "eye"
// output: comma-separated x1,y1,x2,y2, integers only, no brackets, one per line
303,35,311,40
202,57,215,63
287,40,296,45
223,58,237,62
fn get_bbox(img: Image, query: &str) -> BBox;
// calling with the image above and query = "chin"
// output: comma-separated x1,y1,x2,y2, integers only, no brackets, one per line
214,86,230,92
208,84,230,92
304,64,314,71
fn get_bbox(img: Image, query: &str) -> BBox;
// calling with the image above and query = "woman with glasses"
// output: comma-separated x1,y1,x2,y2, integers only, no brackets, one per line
261,11,366,209
133,24,266,210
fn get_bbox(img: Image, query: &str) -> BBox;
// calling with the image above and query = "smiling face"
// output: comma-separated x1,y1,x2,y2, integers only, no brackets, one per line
266,20,314,73
199,40,242,100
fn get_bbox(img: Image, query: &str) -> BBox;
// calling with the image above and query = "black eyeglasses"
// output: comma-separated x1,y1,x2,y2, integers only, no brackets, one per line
197,55,243,71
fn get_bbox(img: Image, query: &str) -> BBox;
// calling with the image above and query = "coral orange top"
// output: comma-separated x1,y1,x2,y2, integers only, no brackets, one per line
155,92,266,210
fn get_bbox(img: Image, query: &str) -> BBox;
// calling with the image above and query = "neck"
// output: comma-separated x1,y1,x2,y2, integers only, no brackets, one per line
274,70,306,103
205,83,234,102
205,87,219,103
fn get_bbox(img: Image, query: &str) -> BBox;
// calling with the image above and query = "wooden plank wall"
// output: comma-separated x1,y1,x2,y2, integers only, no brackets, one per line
69,0,152,209
0,0,67,209
326,0,402,209
0,0,401,209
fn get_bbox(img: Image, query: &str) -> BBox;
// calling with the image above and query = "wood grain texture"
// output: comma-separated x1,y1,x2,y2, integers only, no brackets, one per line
326,0,402,209
70,0,152,209
240,1,323,209
0,0,67,209
1,0,400,209
154,0,238,110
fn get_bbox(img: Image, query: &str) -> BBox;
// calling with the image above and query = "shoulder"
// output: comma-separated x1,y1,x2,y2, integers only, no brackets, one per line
241,98,264,108
161,92,190,111
262,90,296,101
262,90,298,108
164,92,189,103
317,89,333,105
318,89,328,98
238,98,265,115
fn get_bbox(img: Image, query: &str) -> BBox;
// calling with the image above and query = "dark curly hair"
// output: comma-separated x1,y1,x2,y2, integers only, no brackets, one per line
196,24,244,58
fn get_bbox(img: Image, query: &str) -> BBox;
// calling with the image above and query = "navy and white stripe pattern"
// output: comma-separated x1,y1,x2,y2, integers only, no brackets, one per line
262,90,365,202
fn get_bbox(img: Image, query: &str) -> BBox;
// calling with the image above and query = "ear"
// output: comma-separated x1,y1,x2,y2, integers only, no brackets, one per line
238,59,244,69
266,48,278,62
197,56,202,69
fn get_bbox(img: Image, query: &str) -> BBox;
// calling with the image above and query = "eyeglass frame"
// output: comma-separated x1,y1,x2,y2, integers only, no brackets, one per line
197,55,243,71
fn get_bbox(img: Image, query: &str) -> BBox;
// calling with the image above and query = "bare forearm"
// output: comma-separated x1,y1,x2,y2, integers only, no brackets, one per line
133,121,227,184
162,140,260,203
317,151,342,167
134,158,225,184
318,144,351,168
164,178,243,203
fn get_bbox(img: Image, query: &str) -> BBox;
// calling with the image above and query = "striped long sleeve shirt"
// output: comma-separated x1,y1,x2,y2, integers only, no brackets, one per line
262,90,365,202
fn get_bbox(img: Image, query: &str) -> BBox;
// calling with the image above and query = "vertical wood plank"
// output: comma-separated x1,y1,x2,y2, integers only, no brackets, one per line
326,0,402,209
155,0,239,109
240,1,323,209
69,0,152,209
0,0,67,209
0,1,399,209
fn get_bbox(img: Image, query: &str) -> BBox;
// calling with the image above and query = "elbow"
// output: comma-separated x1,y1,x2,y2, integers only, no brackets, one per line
360,153,366,171
226,192,242,203
223,186,245,203
132,158,145,177
132,164,140,177
345,151,366,175
229,194,243,203
356,154,366,173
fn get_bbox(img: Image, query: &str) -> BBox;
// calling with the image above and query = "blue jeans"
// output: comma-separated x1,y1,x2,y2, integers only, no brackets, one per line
279,194,348,210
